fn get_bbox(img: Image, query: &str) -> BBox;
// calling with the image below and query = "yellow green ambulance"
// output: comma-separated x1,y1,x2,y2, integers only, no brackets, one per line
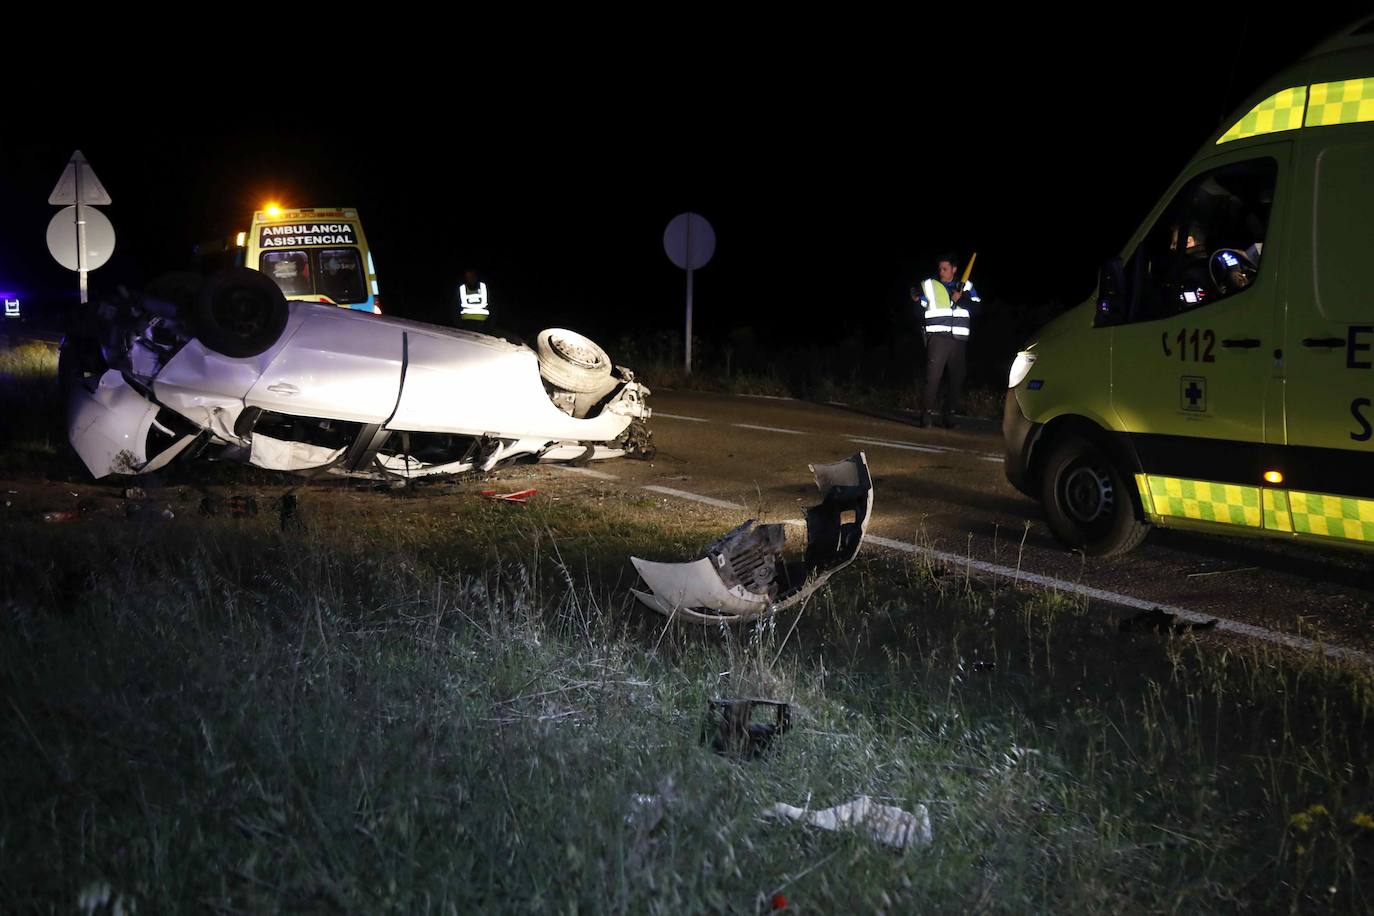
1005,17,1374,555
241,206,381,313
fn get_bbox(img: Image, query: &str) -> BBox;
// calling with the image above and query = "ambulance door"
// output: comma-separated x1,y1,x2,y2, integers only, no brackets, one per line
1284,129,1374,454
1111,151,1288,455
1275,127,1374,543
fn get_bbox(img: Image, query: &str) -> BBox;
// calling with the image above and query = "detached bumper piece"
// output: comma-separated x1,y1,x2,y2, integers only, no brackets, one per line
630,453,872,624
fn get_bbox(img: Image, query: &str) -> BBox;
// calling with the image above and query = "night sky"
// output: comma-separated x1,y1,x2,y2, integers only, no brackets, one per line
4,10,1369,360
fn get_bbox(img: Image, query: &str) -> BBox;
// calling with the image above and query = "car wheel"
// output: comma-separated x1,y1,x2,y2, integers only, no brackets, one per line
190,268,289,359
536,328,614,392
1040,435,1148,556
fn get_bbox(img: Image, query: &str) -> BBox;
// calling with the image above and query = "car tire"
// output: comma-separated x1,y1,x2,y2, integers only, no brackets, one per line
189,268,290,359
1040,435,1148,556
536,328,614,393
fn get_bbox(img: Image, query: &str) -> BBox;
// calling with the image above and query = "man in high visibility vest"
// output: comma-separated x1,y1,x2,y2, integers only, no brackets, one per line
457,269,490,323
912,252,980,428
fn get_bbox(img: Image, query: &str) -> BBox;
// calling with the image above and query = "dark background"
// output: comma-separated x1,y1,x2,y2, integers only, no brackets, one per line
3,10,1370,379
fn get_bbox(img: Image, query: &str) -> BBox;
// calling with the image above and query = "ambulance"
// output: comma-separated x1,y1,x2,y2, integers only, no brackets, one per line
1005,17,1374,555
241,207,381,313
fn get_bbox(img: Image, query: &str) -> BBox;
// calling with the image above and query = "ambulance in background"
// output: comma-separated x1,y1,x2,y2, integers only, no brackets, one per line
240,207,381,313
1005,16,1374,556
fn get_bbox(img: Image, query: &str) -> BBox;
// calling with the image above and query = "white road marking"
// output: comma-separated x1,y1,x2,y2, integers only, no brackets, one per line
642,485,745,510
655,412,710,422
738,393,796,401
851,530,1373,665
847,436,947,454
639,481,1371,665
548,465,619,480
734,423,806,436
849,435,1005,463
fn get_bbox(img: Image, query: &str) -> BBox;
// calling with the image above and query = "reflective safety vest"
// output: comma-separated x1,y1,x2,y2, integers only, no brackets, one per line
919,278,977,338
459,282,489,320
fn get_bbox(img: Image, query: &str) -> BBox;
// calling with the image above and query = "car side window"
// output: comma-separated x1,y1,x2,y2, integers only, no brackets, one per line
1124,158,1277,323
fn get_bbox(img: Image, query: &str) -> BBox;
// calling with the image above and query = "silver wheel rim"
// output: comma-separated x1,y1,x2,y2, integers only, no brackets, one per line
549,334,605,370
1063,464,1114,524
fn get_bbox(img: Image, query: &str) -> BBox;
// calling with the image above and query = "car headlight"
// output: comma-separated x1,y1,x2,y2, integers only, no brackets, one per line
1008,350,1037,389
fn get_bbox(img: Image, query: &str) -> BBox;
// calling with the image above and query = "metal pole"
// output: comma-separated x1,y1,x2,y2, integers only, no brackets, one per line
684,215,693,374
75,165,89,304
685,266,694,375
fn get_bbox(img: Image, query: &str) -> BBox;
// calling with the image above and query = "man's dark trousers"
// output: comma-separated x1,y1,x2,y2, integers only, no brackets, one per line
923,334,966,417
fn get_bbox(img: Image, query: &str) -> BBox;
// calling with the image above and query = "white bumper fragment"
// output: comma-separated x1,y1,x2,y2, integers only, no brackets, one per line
631,453,872,624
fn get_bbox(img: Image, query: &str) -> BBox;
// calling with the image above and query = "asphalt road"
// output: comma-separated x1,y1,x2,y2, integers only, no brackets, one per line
589,388,1374,660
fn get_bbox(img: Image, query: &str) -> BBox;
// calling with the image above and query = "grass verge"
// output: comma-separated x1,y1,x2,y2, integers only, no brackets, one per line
3,479,1373,913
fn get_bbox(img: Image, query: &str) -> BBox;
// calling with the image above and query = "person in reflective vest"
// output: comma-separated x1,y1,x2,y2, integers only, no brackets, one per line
912,252,980,428
457,269,490,323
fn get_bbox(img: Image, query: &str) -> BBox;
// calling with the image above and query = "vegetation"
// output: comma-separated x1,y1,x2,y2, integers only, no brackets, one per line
3,477,1372,913
614,330,1006,421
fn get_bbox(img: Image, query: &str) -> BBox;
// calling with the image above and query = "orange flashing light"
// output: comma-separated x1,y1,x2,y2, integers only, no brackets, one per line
1263,470,1284,485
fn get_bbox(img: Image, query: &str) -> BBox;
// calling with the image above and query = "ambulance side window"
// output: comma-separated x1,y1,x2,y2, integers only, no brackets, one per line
1124,158,1277,323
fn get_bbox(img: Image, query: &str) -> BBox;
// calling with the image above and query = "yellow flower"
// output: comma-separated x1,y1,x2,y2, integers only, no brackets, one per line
1297,844,1308,856
1290,812,1313,832
1351,812,1374,830
1307,804,1330,817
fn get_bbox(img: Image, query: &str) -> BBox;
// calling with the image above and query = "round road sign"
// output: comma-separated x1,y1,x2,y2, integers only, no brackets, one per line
663,212,715,270
46,206,116,272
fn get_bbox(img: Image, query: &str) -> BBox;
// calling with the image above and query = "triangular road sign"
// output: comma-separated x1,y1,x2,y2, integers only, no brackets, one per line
48,150,112,205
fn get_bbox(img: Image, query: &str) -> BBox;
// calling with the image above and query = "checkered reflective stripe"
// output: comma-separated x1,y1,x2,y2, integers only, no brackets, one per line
1287,492,1374,542
1143,476,1262,527
1217,86,1308,144
1305,78,1374,127
1262,489,1293,533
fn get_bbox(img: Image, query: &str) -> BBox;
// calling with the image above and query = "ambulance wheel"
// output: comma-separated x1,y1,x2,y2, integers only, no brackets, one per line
1041,436,1147,556
190,268,290,359
536,328,613,392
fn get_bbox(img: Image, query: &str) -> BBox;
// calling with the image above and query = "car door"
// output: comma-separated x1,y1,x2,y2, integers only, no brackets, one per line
245,305,403,423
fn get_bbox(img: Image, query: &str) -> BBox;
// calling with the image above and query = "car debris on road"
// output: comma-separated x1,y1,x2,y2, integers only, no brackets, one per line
630,453,872,624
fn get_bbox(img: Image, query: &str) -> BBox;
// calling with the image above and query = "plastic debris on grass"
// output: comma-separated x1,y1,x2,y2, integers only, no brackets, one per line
631,453,872,624
480,488,538,503
765,795,932,849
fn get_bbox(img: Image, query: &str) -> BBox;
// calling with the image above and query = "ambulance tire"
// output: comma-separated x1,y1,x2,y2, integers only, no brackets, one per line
536,328,614,393
190,268,290,359
1040,436,1148,556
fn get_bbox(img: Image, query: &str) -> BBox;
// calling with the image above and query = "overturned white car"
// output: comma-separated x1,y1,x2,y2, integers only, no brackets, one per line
61,269,653,479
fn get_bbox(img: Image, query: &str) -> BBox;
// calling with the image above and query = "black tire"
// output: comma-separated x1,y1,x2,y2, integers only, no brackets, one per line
535,328,614,392
1040,435,1148,556
190,268,289,359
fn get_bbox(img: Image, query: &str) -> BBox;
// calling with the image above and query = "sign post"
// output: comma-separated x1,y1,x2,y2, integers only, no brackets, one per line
47,151,114,304
663,212,715,374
